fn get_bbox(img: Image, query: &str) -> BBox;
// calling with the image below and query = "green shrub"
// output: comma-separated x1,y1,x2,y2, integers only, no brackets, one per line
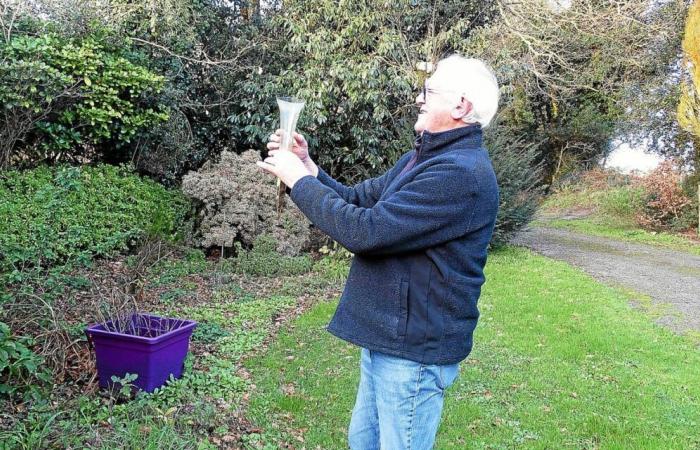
669,199,698,232
678,179,699,232
233,235,313,277
0,164,190,277
486,128,545,244
0,33,168,167
0,322,50,401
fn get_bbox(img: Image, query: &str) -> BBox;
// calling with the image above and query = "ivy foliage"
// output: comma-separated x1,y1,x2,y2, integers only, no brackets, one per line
0,165,190,278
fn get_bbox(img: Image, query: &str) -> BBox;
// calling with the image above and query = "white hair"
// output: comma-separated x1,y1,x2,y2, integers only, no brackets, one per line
436,55,500,128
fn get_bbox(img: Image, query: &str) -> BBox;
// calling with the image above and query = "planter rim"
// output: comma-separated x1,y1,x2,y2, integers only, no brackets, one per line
86,313,197,345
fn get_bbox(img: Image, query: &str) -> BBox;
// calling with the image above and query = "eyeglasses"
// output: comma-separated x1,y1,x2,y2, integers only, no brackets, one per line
421,80,462,101
421,81,433,100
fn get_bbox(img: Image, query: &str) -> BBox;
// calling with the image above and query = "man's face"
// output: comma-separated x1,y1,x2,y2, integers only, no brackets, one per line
414,67,469,134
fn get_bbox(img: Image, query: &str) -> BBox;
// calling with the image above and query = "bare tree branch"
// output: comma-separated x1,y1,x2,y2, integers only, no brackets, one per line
131,37,256,68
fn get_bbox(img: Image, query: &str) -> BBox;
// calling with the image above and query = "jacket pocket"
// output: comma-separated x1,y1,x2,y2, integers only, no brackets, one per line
443,279,479,337
397,279,409,338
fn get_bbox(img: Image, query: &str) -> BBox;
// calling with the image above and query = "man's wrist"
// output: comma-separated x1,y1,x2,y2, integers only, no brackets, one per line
303,158,319,177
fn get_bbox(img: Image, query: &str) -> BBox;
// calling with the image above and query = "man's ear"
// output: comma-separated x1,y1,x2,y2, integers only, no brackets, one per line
451,96,473,121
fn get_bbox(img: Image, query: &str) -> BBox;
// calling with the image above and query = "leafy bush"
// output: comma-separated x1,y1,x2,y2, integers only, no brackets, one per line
0,164,190,277
229,0,497,182
486,128,545,244
636,161,694,232
226,0,544,243
678,180,699,232
182,150,312,256
0,322,50,401
0,33,168,167
228,1,412,181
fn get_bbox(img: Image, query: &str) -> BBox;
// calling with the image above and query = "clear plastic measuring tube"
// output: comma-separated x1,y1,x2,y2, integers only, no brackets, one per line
277,96,305,152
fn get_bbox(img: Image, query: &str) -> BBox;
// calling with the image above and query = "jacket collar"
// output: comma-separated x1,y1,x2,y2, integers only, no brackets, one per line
414,123,483,156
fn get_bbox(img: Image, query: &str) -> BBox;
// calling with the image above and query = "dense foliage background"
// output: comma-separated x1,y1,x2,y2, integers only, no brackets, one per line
1,1,699,445
2,0,691,245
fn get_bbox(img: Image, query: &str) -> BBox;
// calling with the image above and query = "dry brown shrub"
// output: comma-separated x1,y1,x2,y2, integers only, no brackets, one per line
182,150,312,256
636,161,693,231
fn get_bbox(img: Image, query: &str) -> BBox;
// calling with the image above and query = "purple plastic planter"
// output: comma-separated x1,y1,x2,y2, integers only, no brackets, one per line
85,314,197,393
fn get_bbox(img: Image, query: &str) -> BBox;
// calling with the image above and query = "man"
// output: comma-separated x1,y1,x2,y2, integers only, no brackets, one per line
257,54,500,449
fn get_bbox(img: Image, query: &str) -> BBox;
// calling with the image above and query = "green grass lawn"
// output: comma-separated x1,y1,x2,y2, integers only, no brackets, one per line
5,247,698,448
244,247,700,449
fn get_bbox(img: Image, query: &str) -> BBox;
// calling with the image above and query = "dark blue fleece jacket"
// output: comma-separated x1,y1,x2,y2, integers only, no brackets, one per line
289,124,499,365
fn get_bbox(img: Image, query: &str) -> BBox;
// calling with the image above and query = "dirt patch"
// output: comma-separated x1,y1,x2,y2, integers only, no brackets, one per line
555,207,596,221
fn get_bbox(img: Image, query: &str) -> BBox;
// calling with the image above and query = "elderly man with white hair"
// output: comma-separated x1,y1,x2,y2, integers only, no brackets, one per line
259,54,500,449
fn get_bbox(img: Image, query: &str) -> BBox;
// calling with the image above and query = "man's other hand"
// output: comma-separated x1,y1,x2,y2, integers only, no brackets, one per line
267,130,319,177
256,150,312,189
267,130,310,162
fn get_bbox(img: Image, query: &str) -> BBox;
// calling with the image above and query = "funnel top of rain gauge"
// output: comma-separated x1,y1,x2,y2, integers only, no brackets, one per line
277,96,305,105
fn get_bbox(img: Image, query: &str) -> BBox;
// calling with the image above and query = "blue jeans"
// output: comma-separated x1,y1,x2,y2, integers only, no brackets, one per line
348,348,460,450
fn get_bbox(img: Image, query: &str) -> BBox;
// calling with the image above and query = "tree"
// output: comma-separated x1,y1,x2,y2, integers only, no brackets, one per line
678,0,700,175
458,0,688,183
229,0,499,181
225,0,543,242
3,0,260,181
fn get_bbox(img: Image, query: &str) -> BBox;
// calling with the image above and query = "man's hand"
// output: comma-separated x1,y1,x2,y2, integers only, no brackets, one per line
267,130,318,177
256,150,312,189
267,129,309,161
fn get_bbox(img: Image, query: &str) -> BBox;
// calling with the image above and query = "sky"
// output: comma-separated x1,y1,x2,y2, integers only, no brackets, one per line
547,0,572,10
602,143,664,174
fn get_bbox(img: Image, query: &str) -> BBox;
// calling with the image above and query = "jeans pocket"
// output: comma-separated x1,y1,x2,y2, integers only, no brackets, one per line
437,363,459,391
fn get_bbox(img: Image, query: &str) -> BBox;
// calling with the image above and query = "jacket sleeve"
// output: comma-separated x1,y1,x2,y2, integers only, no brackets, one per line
314,166,388,208
289,162,477,256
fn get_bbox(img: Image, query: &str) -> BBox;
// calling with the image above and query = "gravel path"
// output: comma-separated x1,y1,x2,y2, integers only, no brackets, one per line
512,226,700,334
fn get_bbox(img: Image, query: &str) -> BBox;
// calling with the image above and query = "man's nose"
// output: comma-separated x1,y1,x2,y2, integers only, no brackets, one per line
416,93,425,105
